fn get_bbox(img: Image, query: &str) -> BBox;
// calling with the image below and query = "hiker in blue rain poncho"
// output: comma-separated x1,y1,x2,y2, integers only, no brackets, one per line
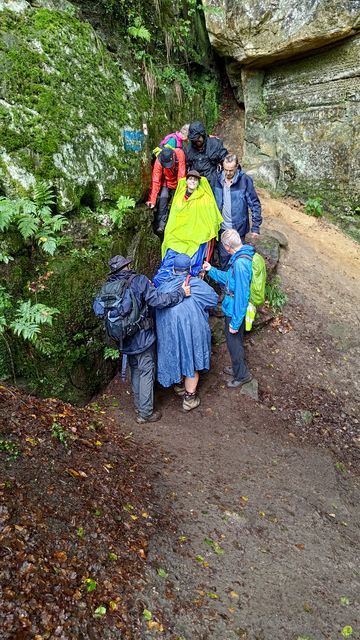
155,253,218,411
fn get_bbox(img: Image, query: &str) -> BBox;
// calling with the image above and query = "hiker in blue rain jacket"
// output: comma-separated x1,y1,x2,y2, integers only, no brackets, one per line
203,229,254,389
94,255,190,424
155,253,218,412
211,153,262,269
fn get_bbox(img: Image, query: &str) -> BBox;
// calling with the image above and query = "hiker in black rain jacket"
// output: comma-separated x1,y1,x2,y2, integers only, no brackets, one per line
94,255,190,424
186,121,228,183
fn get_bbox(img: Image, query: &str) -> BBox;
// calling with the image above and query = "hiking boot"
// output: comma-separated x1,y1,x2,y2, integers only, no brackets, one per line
182,393,201,411
136,410,162,424
226,375,253,389
223,366,233,376
173,384,186,397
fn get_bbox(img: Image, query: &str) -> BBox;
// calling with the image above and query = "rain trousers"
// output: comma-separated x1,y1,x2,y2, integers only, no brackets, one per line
153,177,222,287
155,274,218,388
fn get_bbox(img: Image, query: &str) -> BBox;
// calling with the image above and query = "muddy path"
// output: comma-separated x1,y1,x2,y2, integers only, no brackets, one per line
98,197,360,639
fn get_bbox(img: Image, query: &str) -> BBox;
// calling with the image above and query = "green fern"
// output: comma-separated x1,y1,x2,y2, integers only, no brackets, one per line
0,197,18,230
17,213,40,239
9,301,59,342
109,195,136,227
128,18,151,42
33,180,55,208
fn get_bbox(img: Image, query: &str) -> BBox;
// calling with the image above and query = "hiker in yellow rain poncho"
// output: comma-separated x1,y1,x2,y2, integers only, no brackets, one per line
153,170,223,287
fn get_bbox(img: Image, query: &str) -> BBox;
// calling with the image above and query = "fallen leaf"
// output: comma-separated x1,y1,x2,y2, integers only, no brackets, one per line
294,543,305,551
143,608,152,621
147,620,164,631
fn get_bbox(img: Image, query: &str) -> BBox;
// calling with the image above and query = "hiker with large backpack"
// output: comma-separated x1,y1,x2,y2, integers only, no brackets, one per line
93,255,190,423
203,229,266,389
211,153,262,270
146,146,186,234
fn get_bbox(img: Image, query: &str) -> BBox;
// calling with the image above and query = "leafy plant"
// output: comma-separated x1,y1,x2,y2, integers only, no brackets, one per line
128,18,151,42
0,437,20,460
304,197,323,217
10,301,59,342
108,196,136,227
104,347,119,360
265,276,288,312
0,180,68,256
51,422,70,447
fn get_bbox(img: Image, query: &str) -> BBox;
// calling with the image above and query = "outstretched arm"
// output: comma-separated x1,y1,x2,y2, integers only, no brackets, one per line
203,262,227,286
139,276,187,309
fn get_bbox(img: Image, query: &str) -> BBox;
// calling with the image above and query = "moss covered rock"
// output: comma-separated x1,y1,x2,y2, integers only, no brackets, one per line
0,0,222,402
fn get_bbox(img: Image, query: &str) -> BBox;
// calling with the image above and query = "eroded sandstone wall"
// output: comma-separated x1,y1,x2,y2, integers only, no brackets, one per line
203,0,360,211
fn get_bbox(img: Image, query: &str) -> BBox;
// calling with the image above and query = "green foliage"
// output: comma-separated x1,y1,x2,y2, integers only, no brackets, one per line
108,196,136,227
265,276,288,312
10,301,59,342
304,197,323,217
0,181,68,257
104,347,120,360
51,421,70,447
0,437,20,460
128,18,151,42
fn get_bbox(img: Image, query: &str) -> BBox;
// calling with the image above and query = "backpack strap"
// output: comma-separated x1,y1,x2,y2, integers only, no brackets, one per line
225,254,253,296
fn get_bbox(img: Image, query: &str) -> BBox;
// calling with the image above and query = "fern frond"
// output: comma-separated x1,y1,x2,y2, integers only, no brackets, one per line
20,199,37,215
0,197,17,231
38,236,57,255
17,214,40,239
49,214,68,231
33,180,55,208
128,24,151,42
10,320,40,341
116,196,136,211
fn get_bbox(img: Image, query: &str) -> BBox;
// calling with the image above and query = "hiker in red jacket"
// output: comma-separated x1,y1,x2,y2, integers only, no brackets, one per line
146,147,186,234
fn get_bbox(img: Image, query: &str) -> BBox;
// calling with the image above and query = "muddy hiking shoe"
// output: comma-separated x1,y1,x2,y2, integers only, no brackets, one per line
136,410,162,424
182,392,201,411
173,384,186,397
226,375,253,388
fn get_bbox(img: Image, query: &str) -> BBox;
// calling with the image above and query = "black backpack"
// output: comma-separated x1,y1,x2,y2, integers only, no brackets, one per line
96,275,150,348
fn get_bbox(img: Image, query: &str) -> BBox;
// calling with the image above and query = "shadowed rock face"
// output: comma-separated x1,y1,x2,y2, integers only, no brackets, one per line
203,1,360,212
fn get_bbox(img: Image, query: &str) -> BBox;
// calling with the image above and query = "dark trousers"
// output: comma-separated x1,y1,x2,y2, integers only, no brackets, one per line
156,186,175,229
225,317,249,381
128,343,155,418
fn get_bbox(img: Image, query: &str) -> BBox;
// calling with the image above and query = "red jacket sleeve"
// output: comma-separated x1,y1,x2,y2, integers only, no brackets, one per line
148,159,163,205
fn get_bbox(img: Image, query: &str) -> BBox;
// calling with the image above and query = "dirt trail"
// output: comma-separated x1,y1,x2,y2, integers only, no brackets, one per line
99,193,360,639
